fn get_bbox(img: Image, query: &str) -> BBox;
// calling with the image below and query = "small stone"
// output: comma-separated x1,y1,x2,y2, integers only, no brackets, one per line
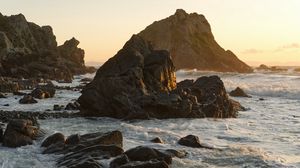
150,137,164,144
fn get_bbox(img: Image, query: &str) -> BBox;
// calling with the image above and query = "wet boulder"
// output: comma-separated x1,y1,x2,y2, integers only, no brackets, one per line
2,119,40,147
65,134,80,145
178,135,213,149
65,102,80,110
41,132,65,148
229,87,251,98
19,94,38,104
150,137,164,144
53,104,64,111
31,83,56,99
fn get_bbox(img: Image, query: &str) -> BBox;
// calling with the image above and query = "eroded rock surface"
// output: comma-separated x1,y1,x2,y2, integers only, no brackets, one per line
139,9,253,73
79,35,242,119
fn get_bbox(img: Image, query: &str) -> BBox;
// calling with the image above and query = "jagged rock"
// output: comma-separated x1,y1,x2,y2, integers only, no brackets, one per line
139,9,253,73
178,135,213,149
229,87,251,98
111,146,185,168
19,94,38,104
0,13,92,80
2,119,40,147
150,137,164,144
78,35,242,119
41,132,65,147
65,134,80,145
42,131,123,168
256,64,287,72
65,101,80,110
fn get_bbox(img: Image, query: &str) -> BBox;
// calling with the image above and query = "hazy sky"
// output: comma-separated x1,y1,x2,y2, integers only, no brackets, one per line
1,0,300,66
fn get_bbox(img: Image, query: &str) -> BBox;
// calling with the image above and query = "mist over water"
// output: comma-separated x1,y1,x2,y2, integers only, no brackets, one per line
0,71,299,168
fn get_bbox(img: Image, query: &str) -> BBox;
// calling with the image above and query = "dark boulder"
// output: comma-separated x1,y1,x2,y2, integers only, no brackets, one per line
41,132,65,147
178,135,213,149
229,87,251,98
2,119,40,147
65,134,80,145
125,146,172,165
110,154,130,168
31,83,56,99
65,101,80,110
19,94,38,104
78,35,241,119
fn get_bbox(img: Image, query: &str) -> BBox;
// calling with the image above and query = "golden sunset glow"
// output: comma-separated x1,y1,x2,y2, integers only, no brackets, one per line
1,0,300,66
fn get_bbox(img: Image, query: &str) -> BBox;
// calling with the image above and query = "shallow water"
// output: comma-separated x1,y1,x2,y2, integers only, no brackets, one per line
0,71,299,168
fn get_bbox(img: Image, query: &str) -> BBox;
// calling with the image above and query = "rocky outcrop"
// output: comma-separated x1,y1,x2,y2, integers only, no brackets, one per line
178,135,213,149
19,94,38,104
256,64,287,72
2,119,42,147
78,35,242,119
229,87,251,98
139,9,253,73
0,13,95,80
42,131,123,168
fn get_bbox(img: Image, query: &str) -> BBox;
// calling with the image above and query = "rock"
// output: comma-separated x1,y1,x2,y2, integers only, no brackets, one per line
0,13,91,80
178,135,202,148
125,146,172,165
41,132,65,147
65,134,80,145
53,104,64,111
42,131,123,168
256,64,287,72
65,101,80,110
3,104,9,106
19,94,38,104
150,137,164,144
0,92,6,98
2,119,40,147
178,135,213,149
80,78,93,82
79,35,242,119
118,160,169,168
229,87,251,98
139,9,253,73
31,83,56,99
110,154,130,168
259,98,265,101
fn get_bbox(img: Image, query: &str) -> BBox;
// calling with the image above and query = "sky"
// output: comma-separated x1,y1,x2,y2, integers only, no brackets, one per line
1,0,300,66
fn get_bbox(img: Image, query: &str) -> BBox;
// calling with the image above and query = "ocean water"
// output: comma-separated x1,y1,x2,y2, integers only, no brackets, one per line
0,70,299,168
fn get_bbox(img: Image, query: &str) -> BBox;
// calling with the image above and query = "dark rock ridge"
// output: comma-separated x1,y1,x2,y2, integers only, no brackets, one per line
42,130,184,168
78,35,242,119
139,9,253,73
0,13,95,81
256,64,287,72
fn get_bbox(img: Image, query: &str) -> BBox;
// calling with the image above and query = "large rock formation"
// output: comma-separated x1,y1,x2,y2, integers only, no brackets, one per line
78,35,242,119
0,13,94,81
139,9,253,73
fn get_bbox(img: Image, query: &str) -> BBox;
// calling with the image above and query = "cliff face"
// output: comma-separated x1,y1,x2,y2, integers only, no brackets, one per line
0,13,91,81
139,9,253,73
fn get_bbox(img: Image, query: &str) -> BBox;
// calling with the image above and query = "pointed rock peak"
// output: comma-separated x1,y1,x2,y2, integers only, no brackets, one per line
63,37,80,47
174,9,188,19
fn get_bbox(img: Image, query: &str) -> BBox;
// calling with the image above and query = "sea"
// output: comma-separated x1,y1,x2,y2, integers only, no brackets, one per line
0,68,299,168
